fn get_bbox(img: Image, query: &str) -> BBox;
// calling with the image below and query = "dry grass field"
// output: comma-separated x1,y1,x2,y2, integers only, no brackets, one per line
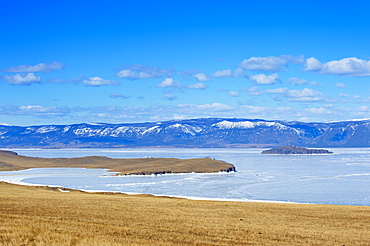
1,182,370,245
0,150,235,175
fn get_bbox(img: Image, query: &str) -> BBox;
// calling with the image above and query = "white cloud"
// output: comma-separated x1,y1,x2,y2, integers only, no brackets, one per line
228,91,240,97
357,106,369,112
248,87,288,96
212,68,248,79
1,73,41,85
165,94,177,101
157,79,205,90
82,76,119,86
186,83,206,89
5,102,370,124
305,107,333,115
0,104,69,119
157,78,181,88
20,105,51,112
239,105,266,113
193,73,210,82
286,88,320,98
247,86,260,95
339,93,361,102
286,88,324,102
239,55,304,72
248,86,324,102
46,77,81,84
117,65,173,79
264,87,288,94
109,93,129,99
287,77,308,85
116,69,136,78
250,73,280,85
305,57,370,76
212,69,233,78
304,57,322,71
178,103,232,112
2,61,64,73
339,93,351,97
336,83,346,88
286,77,319,86
16,105,65,116
234,68,249,78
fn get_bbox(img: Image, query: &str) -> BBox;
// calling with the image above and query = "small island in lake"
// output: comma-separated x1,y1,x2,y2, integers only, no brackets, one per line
261,146,333,155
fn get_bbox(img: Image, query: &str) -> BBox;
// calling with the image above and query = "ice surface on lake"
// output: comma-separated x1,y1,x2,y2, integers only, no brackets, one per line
1,148,369,205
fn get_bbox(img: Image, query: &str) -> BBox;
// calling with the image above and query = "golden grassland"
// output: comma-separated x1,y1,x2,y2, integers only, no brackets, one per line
0,150,235,175
1,182,370,245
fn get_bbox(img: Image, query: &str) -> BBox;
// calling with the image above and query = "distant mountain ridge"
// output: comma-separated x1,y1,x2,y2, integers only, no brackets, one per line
1,118,370,148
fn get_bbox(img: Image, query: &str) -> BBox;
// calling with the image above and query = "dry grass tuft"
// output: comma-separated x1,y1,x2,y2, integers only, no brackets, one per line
1,182,370,245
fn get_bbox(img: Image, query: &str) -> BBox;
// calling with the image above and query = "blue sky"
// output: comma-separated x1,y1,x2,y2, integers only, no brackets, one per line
1,0,370,126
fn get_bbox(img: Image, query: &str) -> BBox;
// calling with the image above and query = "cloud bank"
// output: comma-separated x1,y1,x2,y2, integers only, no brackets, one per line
239,55,304,72
109,93,129,99
305,57,370,76
1,73,41,85
82,77,119,86
212,68,248,79
249,87,324,102
2,102,366,124
117,65,173,79
2,61,64,73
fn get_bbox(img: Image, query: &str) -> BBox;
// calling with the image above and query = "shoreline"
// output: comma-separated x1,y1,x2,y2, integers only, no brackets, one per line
1,170,296,205
1,179,299,205
0,180,366,207
0,177,363,207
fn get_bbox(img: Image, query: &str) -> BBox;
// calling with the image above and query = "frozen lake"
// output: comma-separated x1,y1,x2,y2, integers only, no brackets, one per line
1,148,369,206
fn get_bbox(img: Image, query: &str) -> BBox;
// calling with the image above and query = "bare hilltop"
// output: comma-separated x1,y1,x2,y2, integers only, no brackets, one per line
0,150,235,175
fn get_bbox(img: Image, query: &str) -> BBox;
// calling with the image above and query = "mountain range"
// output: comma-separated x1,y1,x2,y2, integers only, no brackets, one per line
1,118,370,148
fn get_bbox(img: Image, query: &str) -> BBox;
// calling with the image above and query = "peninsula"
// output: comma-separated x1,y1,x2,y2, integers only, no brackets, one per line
0,150,235,175
261,146,333,155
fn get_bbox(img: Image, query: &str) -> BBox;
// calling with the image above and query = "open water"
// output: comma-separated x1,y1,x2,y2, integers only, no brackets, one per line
0,148,369,206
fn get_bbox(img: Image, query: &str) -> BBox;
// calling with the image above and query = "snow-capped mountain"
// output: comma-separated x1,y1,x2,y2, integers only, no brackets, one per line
1,118,370,148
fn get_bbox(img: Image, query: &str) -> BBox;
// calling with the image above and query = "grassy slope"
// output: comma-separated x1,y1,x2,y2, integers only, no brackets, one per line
1,182,370,245
0,150,234,175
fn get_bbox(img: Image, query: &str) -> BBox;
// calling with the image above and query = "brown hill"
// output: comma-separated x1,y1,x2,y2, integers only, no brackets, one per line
0,150,235,175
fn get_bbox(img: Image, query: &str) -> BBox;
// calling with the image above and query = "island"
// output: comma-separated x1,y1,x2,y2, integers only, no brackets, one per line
0,150,235,175
261,146,333,155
